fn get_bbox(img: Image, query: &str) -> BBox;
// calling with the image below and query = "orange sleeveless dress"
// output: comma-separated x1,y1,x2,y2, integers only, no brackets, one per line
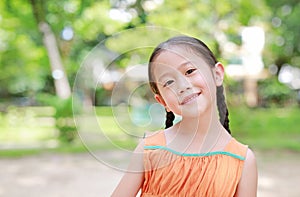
141,131,248,197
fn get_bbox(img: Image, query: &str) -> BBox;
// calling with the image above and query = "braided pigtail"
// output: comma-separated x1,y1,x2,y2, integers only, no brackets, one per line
216,85,231,134
165,110,175,129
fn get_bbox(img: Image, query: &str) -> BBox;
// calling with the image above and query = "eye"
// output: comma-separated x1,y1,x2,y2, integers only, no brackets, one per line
163,80,174,87
185,68,197,75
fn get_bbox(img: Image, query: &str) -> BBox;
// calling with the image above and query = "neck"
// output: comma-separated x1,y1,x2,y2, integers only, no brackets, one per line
167,108,231,153
178,107,220,135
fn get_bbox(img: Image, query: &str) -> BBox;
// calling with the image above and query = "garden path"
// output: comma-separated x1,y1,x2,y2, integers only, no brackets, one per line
0,150,299,197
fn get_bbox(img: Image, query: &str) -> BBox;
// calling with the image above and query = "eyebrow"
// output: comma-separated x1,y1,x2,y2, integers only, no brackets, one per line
157,73,169,83
178,61,194,69
157,61,192,82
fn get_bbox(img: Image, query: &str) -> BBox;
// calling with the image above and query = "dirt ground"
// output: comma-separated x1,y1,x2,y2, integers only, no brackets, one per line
0,150,299,197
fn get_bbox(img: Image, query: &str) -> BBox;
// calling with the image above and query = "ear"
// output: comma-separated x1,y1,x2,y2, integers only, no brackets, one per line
154,94,169,110
214,62,225,86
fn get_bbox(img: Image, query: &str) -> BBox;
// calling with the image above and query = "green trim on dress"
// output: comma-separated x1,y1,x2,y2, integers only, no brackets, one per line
144,145,245,160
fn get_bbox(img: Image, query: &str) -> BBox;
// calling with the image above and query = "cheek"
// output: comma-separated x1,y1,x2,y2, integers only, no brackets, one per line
159,88,178,105
195,69,216,86
191,73,209,89
192,74,217,99
161,89,175,100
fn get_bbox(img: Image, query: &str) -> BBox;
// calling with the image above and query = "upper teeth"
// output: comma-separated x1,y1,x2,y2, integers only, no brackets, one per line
182,93,199,104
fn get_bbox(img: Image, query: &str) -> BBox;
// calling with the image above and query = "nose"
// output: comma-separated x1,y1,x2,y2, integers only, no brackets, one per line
177,77,191,94
179,86,191,94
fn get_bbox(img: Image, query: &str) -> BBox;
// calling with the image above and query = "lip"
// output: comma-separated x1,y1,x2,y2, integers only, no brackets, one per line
180,92,201,105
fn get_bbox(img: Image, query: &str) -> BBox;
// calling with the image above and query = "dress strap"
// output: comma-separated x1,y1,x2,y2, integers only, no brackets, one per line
144,131,166,146
224,138,248,159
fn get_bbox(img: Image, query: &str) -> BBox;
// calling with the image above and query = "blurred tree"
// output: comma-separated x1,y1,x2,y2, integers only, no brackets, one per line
0,1,49,102
264,0,300,70
0,0,299,105
145,0,269,59
30,0,71,99
0,0,123,101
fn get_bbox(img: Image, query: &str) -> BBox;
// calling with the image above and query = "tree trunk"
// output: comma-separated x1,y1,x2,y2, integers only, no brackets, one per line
30,0,71,99
39,22,71,99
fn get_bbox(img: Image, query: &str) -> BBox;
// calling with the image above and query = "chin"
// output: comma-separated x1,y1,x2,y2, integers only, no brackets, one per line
180,102,212,118
180,107,204,118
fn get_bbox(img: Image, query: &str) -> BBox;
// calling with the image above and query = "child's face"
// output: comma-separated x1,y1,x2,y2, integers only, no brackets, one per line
152,47,224,118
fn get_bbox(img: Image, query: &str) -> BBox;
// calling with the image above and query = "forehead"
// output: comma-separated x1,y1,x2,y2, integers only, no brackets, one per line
152,47,209,73
155,47,193,64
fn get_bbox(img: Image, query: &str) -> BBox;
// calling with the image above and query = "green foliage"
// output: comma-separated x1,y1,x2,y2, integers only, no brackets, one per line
0,0,49,96
1,0,300,100
226,79,245,106
73,1,124,39
94,106,113,116
36,93,79,143
258,77,294,107
263,0,300,67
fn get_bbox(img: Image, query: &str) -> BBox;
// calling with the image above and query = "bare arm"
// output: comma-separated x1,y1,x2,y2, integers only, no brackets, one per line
111,140,145,197
234,148,258,197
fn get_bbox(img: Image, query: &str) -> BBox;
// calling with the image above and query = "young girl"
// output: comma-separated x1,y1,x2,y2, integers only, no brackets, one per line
112,35,257,196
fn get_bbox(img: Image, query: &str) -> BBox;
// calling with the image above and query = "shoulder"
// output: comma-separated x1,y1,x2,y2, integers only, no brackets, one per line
244,148,257,165
242,148,257,180
235,148,258,196
224,138,248,159
228,138,257,175
144,130,166,146
243,148,257,181
134,137,145,153
135,129,165,152
133,130,165,153
111,139,145,196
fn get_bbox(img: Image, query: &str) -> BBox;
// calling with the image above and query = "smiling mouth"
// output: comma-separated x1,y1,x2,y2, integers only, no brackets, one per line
180,92,201,105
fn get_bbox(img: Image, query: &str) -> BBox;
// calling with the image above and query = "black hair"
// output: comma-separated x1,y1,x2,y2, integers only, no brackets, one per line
148,35,231,134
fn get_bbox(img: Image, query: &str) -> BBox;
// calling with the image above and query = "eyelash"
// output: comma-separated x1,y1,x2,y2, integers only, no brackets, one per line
185,68,197,75
163,80,174,87
162,68,197,87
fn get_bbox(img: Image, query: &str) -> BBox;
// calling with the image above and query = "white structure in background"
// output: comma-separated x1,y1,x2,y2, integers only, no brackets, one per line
241,26,265,76
125,64,148,81
278,64,300,90
226,26,267,107
109,0,164,22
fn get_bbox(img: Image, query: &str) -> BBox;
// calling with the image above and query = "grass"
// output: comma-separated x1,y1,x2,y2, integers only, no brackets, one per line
0,106,56,143
0,141,85,158
229,106,300,151
89,106,300,152
0,139,139,158
0,106,300,157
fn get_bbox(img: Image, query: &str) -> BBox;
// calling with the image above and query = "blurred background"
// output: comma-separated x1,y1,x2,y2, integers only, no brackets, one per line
0,0,299,196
